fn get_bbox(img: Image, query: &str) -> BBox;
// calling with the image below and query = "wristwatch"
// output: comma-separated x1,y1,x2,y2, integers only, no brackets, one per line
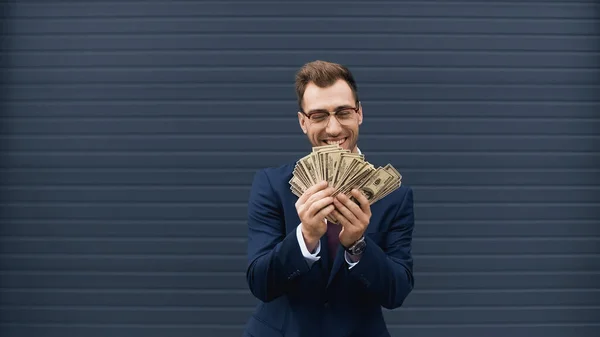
345,236,366,256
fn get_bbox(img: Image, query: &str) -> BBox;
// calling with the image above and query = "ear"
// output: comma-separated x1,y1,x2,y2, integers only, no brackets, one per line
357,101,363,125
298,112,308,134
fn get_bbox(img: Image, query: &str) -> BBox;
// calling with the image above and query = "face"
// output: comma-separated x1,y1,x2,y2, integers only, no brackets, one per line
298,79,363,153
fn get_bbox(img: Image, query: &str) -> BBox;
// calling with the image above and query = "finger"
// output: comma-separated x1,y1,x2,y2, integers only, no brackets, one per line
315,204,335,220
305,186,335,206
351,189,372,216
333,197,359,225
336,193,363,219
331,209,351,228
308,196,334,217
341,192,370,226
297,180,328,204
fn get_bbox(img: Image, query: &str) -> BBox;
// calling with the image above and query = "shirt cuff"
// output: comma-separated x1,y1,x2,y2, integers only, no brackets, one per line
296,223,321,267
345,251,360,269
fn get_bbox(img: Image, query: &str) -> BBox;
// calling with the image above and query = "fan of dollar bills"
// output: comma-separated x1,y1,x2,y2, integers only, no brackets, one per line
289,144,402,223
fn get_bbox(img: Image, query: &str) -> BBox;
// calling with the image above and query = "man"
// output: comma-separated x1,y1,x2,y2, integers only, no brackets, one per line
243,60,415,337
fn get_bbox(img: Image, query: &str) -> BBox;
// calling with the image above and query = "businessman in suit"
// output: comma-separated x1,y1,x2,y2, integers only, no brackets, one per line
243,60,415,337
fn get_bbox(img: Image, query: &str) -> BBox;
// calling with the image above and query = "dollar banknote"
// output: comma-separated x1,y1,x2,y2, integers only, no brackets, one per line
290,145,402,223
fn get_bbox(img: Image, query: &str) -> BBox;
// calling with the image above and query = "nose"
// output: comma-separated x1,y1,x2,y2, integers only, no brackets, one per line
325,115,343,135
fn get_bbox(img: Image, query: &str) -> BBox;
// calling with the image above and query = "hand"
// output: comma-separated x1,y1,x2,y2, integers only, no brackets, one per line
332,189,372,248
295,181,336,251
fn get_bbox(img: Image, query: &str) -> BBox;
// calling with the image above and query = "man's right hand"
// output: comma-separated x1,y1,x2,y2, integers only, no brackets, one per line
295,181,335,252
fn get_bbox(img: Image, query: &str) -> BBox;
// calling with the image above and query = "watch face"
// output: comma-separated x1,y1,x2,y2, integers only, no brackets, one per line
351,240,366,255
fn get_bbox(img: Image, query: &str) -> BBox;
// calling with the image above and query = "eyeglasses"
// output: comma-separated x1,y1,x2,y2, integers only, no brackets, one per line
300,102,360,124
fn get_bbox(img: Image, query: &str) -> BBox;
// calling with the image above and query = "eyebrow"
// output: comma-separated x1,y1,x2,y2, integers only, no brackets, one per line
307,105,354,113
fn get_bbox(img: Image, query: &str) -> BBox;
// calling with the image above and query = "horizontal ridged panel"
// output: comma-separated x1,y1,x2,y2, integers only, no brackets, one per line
6,36,600,52
3,51,599,68
2,237,599,255
2,220,599,238
3,289,599,307
9,2,599,19
4,118,599,135
4,85,599,100
2,186,600,203
1,326,598,337
8,18,598,35
2,204,596,221
6,67,600,84
3,271,600,291
1,307,599,325
1,1,599,336
2,102,598,118
3,153,599,169
2,254,600,273
2,169,598,186
2,135,599,152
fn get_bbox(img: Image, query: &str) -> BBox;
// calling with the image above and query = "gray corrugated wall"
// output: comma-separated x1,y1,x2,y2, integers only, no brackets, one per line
1,1,599,337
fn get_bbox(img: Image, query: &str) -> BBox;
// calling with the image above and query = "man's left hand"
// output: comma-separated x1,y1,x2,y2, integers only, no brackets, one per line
332,189,372,248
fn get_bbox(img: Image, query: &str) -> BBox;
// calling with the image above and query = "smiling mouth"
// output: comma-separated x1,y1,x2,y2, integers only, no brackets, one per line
323,138,347,146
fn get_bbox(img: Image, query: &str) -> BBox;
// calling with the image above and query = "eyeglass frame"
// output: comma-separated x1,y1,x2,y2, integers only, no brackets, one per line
299,101,361,124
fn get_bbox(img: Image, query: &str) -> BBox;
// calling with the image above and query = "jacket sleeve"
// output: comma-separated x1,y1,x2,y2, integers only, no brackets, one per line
245,169,315,302
346,186,415,309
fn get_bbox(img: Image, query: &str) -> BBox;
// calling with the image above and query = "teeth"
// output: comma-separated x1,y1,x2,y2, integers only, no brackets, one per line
326,138,345,145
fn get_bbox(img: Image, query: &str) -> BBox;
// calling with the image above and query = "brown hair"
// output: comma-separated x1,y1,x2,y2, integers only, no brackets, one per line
294,60,359,111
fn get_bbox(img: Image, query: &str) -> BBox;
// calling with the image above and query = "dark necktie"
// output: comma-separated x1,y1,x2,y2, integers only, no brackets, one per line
326,220,341,264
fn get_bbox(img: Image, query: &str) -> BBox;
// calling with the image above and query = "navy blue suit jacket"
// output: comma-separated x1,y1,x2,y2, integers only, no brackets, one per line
243,161,415,337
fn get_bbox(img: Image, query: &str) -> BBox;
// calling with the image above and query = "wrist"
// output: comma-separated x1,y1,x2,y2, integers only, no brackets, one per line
301,225,320,252
345,236,366,256
341,235,363,249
